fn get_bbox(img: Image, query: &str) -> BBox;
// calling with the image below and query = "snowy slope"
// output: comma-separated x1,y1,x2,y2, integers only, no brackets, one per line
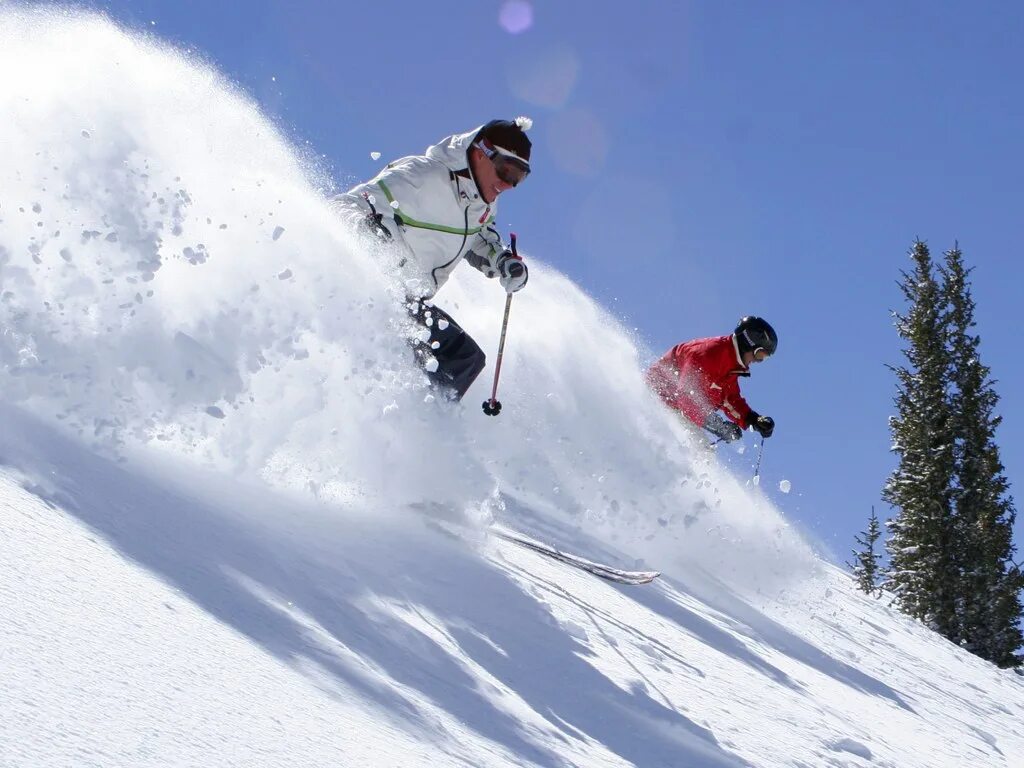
3,8,1024,767
4,407,1024,768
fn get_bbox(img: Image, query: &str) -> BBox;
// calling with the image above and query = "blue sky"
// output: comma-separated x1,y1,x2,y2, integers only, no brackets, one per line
87,0,1024,560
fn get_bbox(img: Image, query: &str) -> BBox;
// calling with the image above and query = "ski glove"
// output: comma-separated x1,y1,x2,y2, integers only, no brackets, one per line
748,413,775,438
704,412,743,443
362,212,392,241
496,249,529,293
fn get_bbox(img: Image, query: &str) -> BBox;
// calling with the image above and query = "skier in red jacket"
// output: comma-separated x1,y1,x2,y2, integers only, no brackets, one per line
647,316,777,443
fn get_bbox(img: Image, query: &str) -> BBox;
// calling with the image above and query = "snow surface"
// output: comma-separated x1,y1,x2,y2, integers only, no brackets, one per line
3,8,1024,767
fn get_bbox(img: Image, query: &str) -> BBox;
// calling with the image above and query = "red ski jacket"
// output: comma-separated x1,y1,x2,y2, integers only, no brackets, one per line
647,334,754,429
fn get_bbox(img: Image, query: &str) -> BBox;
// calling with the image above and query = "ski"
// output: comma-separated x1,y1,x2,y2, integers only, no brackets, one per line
492,528,660,585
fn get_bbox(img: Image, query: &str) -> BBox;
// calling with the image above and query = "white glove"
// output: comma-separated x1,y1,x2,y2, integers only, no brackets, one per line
496,250,528,293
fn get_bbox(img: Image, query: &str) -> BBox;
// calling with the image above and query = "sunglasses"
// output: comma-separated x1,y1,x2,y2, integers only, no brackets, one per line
475,142,530,187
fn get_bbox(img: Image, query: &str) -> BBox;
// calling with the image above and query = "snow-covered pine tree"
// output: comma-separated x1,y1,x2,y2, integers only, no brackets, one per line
850,507,883,596
941,245,1023,667
883,241,958,637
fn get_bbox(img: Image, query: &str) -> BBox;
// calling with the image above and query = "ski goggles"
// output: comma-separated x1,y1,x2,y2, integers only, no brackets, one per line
475,142,530,187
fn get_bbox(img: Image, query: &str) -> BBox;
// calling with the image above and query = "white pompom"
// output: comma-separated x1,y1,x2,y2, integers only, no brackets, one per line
515,116,533,131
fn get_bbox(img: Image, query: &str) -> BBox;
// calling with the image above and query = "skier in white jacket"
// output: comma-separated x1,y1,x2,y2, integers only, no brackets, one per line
331,117,532,401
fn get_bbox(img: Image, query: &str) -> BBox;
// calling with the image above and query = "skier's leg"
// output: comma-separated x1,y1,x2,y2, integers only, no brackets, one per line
410,302,486,401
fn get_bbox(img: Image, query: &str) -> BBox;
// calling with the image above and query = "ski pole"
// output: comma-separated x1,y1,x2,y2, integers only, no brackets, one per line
482,293,513,415
482,233,518,416
707,435,724,447
753,436,765,481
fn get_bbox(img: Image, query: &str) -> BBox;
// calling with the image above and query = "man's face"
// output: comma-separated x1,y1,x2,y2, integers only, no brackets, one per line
470,142,528,204
743,348,771,366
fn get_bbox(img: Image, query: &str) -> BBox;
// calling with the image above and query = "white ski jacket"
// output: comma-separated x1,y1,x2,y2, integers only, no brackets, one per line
331,126,507,299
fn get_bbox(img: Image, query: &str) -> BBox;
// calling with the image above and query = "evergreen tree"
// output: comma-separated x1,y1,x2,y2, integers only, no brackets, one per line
941,245,1023,667
883,241,958,636
850,507,883,596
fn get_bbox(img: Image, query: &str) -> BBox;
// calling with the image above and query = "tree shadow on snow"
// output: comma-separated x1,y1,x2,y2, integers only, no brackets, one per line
575,542,915,715
498,499,915,715
655,571,915,714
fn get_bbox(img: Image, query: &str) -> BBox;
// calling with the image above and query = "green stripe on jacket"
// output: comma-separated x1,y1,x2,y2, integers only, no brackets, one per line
378,180,495,234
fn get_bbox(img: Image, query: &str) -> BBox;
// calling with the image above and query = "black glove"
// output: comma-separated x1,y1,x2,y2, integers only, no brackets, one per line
360,211,393,242
748,412,775,438
704,412,743,442
357,192,394,242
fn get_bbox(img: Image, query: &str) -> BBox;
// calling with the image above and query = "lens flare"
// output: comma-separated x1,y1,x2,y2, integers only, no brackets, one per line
498,0,533,35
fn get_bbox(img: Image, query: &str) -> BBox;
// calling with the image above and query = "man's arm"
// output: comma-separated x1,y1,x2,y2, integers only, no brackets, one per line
463,225,504,275
720,375,753,428
329,161,421,263
464,226,528,293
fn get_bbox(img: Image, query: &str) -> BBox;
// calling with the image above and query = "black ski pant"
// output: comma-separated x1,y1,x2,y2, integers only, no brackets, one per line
409,300,486,401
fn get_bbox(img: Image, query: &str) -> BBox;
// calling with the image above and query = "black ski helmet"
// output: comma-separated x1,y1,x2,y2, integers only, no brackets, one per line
735,316,778,356
475,117,533,167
